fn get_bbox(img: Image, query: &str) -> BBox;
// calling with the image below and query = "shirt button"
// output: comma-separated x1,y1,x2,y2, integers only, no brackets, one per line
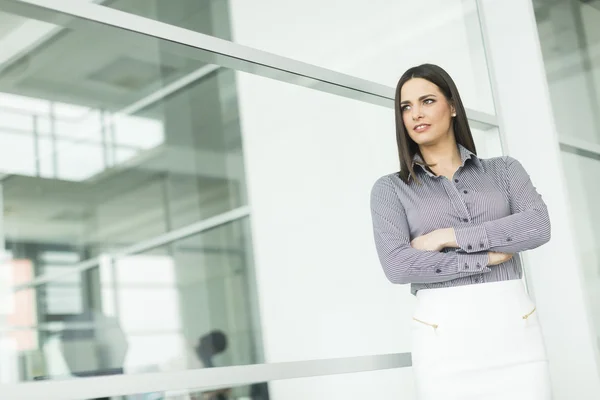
479,243,485,248
435,268,442,273
454,179,459,183
506,237,512,242
474,278,480,283
476,263,481,269
464,263,469,269
467,245,472,250
463,190,468,194
463,218,468,222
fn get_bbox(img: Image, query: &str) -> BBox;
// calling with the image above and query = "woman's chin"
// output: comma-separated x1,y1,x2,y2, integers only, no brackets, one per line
412,136,437,146
410,132,447,147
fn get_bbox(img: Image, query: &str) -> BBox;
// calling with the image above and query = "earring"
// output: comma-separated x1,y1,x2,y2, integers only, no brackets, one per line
452,113,456,117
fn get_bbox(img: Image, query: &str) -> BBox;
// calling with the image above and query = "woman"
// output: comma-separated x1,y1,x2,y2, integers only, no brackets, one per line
370,64,552,399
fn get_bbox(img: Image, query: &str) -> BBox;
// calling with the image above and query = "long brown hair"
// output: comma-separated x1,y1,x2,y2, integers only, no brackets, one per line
394,64,476,183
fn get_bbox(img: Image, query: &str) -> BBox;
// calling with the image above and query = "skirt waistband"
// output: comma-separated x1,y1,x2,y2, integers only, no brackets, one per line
414,279,534,324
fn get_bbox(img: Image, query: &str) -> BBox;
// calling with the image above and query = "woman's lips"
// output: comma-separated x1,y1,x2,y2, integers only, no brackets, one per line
414,124,431,133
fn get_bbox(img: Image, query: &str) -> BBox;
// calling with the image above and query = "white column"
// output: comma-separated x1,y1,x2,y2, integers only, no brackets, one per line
477,0,600,398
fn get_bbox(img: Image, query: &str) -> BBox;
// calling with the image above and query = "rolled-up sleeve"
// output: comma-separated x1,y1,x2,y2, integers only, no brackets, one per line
370,176,491,284
454,157,551,254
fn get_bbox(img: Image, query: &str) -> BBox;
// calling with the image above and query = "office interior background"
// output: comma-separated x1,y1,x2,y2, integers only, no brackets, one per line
0,0,599,398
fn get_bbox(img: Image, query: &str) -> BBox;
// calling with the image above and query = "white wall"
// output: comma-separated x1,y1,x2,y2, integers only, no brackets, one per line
230,2,501,398
236,74,413,399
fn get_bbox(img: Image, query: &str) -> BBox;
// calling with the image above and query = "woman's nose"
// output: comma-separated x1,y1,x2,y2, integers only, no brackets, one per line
411,107,423,121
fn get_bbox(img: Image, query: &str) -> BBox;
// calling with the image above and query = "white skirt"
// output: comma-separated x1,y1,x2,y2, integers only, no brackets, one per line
411,279,552,400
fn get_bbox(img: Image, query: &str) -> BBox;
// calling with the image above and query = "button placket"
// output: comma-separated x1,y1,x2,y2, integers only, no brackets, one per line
444,176,472,228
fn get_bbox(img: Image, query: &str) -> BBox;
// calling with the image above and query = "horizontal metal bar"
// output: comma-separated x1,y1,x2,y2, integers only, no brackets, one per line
3,0,497,128
113,205,250,258
559,137,600,162
0,321,181,335
118,64,221,116
12,205,250,291
0,353,411,399
12,257,100,291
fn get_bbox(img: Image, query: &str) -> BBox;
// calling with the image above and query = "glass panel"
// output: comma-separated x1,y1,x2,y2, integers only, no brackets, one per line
560,151,600,336
535,0,600,145
535,0,600,359
0,6,247,272
1,217,260,384
103,0,496,115
105,0,231,39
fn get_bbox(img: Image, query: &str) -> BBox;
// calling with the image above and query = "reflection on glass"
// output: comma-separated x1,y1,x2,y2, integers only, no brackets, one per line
105,0,232,40
0,2,260,389
0,6,247,262
535,0,600,145
39,251,83,315
535,0,600,360
2,218,262,391
0,85,165,180
0,254,39,384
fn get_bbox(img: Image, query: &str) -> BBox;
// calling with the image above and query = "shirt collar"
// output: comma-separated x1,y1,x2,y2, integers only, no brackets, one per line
409,144,482,181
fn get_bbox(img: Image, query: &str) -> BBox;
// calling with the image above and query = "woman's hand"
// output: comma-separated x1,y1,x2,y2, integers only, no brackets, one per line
410,228,457,252
488,252,513,265
411,229,513,265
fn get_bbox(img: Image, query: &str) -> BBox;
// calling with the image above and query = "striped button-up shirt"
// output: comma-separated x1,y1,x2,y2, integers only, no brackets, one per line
370,144,551,294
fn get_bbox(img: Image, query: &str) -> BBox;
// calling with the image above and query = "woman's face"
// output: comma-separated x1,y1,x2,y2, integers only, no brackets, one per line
399,78,455,147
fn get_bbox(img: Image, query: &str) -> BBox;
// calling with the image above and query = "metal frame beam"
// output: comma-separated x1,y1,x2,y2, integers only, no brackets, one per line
0,0,497,129
0,353,411,399
12,205,250,291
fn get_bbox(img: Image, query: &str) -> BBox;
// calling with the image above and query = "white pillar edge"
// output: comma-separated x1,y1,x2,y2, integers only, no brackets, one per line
476,0,600,398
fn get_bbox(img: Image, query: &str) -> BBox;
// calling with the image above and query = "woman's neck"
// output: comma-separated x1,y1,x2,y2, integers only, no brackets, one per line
419,138,461,177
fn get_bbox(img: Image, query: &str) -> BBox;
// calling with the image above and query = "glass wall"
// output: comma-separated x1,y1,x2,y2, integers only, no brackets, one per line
534,0,600,356
0,0,501,399
0,1,261,388
0,2,247,258
3,219,260,396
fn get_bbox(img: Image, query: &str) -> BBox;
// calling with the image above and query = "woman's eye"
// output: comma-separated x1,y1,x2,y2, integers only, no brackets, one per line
424,98,435,105
401,105,411,112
